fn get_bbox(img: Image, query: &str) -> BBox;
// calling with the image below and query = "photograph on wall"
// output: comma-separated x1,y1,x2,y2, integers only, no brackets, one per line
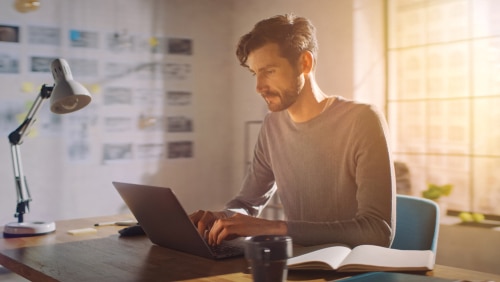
30,56,58,72
135,143,164,159
0,53,20,74
162,62,191,81
138,114,165,132
167,116,193,133
102,87,133,106
167,140,193,159
104,61,134,80
106,32,133,52
65,106,98,163
131,34,152,53
135,88,164,106
28,26,61,46
135,61,161,79
103,116,134,132
68,58,99,78
37,108,63,136
103,143,133,162
134,61,192,81
0,24,20,42
166,90,191,106
66,123,91,163
168,38,192,55
69,29,99,48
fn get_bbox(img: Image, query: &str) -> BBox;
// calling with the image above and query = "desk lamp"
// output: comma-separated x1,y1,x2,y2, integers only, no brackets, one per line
3,58,92,237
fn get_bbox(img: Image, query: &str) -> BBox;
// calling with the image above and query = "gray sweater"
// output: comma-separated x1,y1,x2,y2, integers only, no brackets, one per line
225,97,395,247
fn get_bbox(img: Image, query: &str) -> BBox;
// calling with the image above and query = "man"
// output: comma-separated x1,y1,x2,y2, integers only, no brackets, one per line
190,14,395,248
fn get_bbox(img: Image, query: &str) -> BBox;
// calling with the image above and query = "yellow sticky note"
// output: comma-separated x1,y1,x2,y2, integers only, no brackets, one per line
67,228,97,235
149,37,158,47
88,83,100,94
21,82,34,93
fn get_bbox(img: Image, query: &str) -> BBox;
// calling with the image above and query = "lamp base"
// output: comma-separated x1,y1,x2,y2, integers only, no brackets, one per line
3,221,56,237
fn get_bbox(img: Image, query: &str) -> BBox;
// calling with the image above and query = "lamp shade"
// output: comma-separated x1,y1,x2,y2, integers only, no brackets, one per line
50,58,92,114
14,0,40,13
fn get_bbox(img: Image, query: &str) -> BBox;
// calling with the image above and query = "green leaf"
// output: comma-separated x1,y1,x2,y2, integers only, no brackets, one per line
423,189,441,200
441,184,453,196
422,183,453,199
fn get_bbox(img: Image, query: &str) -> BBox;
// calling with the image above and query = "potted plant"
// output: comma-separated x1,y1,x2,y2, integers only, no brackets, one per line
422,183,453,200
422,183,453,217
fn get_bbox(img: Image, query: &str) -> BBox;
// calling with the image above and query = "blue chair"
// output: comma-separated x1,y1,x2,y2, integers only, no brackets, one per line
391,194,440,253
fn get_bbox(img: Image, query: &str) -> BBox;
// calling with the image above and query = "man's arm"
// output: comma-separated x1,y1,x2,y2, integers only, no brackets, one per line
189,210,287,246
206,213,287,246
189,115,279,244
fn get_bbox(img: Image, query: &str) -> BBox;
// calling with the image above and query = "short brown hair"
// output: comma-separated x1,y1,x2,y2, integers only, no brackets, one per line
236,13,318,69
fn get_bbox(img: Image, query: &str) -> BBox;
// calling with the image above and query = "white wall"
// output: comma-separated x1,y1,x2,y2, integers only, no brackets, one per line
353,0,386,112
0,0,385,226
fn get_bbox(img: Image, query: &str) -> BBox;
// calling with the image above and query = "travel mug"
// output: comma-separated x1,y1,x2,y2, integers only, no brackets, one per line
244,235,292,282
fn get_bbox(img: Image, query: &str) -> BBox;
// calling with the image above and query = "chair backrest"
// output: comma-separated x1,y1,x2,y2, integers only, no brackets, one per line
391,194,440,253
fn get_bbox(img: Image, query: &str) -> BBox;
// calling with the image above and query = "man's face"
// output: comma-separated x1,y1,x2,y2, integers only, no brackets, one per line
246,43,303,112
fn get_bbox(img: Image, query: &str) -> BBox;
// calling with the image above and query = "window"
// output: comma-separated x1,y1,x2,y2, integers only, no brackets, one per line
387,0,500,215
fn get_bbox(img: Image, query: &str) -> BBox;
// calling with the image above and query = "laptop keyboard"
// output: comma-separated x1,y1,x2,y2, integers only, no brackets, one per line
210,242,244,257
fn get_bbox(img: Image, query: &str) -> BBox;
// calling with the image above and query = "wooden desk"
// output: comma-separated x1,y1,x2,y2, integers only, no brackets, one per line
1,215,499,281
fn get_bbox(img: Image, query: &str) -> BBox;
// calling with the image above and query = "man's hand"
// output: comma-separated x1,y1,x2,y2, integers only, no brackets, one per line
207,213,287,246
189,210,227,238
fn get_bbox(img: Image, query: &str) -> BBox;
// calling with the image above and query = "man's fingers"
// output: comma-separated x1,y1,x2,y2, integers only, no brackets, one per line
216,228,230,246
189,210,203,224
197,221,207,237
194,210,219,238
208,218,238,246
208,219,225,246
190,211,241,245
190,210,208,236
207,219,218,246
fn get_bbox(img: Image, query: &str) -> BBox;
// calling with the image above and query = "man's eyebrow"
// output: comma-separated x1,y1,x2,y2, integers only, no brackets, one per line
250,64,278,74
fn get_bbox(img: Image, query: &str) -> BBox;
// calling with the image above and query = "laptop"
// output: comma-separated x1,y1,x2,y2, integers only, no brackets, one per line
112,181,244,259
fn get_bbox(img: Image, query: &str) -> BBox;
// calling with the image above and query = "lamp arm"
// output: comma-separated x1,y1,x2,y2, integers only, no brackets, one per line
7,84,53,223
8,85,53,146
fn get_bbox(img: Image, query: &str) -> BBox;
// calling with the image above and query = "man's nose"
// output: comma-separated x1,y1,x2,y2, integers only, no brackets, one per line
255,76,268,94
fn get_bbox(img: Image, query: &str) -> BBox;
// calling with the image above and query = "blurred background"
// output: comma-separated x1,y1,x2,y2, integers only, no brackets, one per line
0,0,499,277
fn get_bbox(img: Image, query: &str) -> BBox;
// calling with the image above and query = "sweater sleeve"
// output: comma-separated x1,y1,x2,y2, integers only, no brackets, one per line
224,115,276,216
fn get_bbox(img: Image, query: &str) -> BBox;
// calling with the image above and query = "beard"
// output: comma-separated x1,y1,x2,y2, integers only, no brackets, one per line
263,90,298,112
262,75,303,112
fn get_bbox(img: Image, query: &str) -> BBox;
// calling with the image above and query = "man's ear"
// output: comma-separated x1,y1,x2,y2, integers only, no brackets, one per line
299,51,314,74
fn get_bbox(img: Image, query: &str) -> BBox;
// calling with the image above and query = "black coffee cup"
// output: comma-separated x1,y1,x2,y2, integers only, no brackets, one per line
244,235,292,282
